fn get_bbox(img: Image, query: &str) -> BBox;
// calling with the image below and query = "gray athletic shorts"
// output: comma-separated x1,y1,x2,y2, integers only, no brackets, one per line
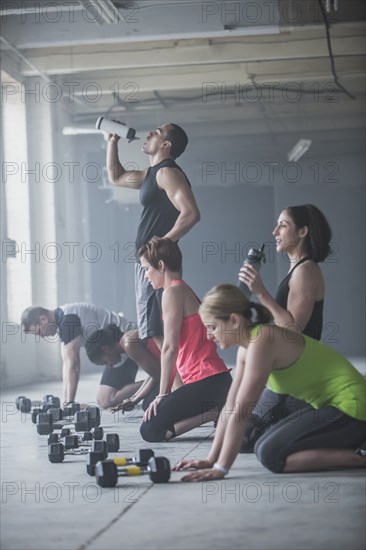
135,261,163,340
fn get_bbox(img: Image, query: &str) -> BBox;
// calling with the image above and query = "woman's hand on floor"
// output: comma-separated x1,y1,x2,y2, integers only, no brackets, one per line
181,468,225,482
173,458,212,471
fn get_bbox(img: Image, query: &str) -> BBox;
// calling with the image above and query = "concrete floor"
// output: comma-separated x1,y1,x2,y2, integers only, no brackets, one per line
1,372,365,550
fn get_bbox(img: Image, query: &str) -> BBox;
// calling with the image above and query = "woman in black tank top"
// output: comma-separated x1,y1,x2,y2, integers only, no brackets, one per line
239,204,332,339
275,256,324,340
238,204,333,452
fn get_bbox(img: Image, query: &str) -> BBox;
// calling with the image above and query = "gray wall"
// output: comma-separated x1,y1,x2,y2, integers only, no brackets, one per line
81,134,365,366
2,129,364,389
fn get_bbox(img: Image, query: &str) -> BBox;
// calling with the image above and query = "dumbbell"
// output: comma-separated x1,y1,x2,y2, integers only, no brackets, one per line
32,406,66,425
60,426,103,439
48,440,110,463
16,395,46,411
86,448,154,476
18,395,60,412
47,431,91,445
36,407,101,435
47,426,104,445
37,404,82,425
31,405,57,424
62,403,81,417
62,433,119,452
44,403,95,424
31,407,46,423
45,407,86,424
36,410,88,435
16,395,60,413
95,456,171,487
15,396,28,409
31,402,80,424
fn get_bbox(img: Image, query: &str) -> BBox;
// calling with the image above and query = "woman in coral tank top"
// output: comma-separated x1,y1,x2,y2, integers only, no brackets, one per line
139,237,232,442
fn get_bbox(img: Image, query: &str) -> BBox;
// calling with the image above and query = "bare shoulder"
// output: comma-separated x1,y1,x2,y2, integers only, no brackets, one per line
291,259,323,285
295,259,321,274
162,284,185,304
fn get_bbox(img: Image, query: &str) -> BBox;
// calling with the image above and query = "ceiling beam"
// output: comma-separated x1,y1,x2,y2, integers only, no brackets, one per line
17,29,365,76
35,57,363,98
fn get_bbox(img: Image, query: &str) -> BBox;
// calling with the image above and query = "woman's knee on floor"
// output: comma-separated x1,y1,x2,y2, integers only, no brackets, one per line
254,435,285,473
140,421,165,443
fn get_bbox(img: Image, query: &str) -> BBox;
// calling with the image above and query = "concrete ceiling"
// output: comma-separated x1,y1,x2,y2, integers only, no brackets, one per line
1,0,365,156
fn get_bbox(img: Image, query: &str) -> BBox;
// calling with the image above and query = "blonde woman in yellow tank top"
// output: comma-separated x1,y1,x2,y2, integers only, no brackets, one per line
175,284,366,480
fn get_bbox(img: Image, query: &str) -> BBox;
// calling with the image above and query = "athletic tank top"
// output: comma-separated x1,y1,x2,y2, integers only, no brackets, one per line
275,257,323,340
135,158,191,252
260,326,366,421
169,280,229,385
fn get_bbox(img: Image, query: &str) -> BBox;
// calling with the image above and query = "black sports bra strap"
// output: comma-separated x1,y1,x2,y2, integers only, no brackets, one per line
290,256,311,274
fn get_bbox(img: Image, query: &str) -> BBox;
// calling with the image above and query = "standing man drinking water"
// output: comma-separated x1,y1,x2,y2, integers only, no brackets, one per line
106,122,201,349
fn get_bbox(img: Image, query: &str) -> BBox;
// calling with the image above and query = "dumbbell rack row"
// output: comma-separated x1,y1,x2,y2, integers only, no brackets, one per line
15,394,172,485
17,394,119,459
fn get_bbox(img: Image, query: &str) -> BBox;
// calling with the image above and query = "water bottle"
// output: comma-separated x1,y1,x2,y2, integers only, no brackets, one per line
95,117,139,142
238,244,266,299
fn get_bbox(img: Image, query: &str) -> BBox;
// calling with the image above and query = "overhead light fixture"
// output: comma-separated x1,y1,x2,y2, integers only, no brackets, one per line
287,139,312,162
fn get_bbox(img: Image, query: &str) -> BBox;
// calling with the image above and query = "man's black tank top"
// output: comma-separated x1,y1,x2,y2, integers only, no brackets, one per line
135,158,191,252
275,257,323,340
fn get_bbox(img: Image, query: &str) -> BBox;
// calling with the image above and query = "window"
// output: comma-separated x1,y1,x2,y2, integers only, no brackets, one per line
1,70,32,322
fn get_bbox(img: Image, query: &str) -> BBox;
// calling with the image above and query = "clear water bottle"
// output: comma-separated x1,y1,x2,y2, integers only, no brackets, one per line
238,244,266,299
95,117,139,142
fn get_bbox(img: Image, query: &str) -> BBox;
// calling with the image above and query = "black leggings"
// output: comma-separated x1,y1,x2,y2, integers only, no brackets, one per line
240,387,311,453
140,372,232,442
254,405,366,473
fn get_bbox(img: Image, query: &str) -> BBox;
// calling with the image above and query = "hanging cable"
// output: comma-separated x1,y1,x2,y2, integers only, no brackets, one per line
318,0,356,99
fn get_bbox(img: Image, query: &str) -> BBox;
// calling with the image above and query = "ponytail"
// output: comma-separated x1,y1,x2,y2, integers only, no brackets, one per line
200,284,273,325
245,301,273,324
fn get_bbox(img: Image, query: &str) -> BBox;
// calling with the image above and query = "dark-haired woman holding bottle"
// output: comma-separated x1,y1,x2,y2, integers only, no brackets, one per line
238,204,333,451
